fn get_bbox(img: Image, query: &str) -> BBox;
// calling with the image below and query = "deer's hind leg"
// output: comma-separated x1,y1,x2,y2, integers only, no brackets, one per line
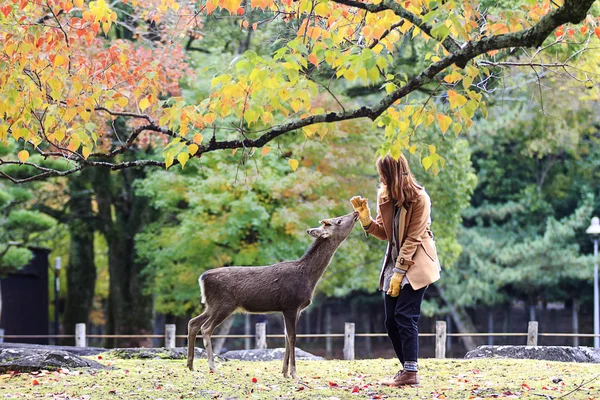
201,308,235,372
187,312,209,371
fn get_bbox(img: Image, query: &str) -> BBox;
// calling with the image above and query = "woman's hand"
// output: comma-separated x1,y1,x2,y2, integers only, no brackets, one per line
387,272,403,297
350,196,372,227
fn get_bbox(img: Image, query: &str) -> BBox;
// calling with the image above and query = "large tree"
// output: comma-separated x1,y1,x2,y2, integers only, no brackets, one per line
0,0,598,182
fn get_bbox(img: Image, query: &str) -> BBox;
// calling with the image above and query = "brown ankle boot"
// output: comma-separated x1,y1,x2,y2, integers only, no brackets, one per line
394,371,419,386
380,369,403,386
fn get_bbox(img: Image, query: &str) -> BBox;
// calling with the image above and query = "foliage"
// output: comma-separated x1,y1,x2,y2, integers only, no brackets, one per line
0,0,597,182
4,357,600,399
0,144,57,274
440,67,600,310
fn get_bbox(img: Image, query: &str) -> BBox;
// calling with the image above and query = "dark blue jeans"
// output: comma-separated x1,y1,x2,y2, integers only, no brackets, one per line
384,284,427,364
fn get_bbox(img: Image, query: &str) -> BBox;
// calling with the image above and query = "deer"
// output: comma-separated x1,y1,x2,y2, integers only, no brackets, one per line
186,211,359,378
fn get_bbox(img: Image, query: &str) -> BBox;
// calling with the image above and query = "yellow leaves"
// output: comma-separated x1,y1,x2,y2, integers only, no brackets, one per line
139,97,150,112
188,143,199,155
313,2,329,17
437,113,452,134
53,55,66,68
447,90,467,109
288,158,299,171
422,156,433,171
47,77,62,100
443,71,462,84
193,134,203,144
177,152,189,168
82,147,92,159
17,150,29,163
74,0,84,8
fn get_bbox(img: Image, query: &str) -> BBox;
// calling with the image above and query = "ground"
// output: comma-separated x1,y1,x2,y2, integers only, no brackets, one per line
1,356,599,399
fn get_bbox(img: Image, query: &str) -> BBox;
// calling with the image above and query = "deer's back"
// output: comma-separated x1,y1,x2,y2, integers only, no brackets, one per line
200,262,313,313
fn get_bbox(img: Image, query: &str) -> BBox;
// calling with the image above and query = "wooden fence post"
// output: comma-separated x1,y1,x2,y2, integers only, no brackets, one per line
343,323,355,360
255,323,266,349
165,324,176,348
75,323,86,347
435,321,446,359
527,321,538,346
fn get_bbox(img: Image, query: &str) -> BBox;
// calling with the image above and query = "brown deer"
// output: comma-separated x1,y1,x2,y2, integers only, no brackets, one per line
187,211,358,378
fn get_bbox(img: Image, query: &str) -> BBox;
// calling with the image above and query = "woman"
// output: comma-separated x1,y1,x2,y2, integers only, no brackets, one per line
350,153,440,387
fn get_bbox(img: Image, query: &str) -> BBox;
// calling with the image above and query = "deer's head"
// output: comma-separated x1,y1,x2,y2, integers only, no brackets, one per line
306,211,359,241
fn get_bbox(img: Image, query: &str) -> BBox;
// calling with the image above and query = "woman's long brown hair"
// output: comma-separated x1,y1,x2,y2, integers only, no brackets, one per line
376,153,422,206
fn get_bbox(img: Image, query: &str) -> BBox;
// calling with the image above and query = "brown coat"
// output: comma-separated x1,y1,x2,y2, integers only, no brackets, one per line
365,188,441,290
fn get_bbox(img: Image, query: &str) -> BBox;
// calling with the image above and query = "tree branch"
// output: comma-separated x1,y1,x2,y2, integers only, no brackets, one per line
329,0,461,54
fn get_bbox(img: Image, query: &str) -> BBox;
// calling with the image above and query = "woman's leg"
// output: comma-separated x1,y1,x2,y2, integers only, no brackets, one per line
393,285,427,367
383,294,404,365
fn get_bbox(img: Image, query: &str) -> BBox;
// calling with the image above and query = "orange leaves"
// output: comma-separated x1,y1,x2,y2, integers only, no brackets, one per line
595,27,600,39
436,113,452,135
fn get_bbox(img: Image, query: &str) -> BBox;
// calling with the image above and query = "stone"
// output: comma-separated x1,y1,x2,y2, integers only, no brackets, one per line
221,347,323,361
0,348,112,373
101,347,225,361
0,342,105,356
465,345,600,363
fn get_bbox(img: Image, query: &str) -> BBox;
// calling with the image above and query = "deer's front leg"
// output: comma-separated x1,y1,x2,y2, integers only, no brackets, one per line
283,311,298,379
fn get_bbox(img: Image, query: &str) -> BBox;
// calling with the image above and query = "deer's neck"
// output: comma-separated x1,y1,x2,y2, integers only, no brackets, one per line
299,237,341,287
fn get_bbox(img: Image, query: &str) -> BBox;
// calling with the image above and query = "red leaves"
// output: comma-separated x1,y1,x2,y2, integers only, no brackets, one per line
595,26,600,39
352,386,359,393
521,383,531,391
97,355,103,360
0,5,12,18
251,377,257,383
328,381,339,387
31,379,39,386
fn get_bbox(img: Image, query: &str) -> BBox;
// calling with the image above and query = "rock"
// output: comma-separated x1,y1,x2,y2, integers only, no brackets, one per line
0,348,112,373
221,347,323,361
101,347,226,361
0,342,106,356
465,345,600,363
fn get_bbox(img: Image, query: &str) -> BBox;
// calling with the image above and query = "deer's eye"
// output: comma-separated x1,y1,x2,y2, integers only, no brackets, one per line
336,219,342,225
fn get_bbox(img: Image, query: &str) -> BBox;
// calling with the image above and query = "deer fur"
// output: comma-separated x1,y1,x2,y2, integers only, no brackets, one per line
187,211,358,378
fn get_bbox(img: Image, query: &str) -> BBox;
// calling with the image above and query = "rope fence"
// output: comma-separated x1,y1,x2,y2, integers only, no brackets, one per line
1,321,599,360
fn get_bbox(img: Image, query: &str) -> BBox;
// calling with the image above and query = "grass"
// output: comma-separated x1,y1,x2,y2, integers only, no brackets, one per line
1,354,599,399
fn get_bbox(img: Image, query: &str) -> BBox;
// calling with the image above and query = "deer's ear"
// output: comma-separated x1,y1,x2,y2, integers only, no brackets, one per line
307,227,330,238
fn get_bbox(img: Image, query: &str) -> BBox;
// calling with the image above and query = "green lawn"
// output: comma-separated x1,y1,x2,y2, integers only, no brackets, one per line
1,355,599,399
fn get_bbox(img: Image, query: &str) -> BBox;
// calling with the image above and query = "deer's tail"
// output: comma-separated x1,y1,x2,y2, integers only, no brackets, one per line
199,273,208,304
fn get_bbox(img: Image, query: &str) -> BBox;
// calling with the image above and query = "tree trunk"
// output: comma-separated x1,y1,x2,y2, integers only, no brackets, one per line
572,300,579,347
0,280,3,331
63,171,97,345
244,314,250,350
325,306,332,357
487,308,494,346
438,287,479,351
364,312,372,357
213,315,236,354
94,166,154,348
